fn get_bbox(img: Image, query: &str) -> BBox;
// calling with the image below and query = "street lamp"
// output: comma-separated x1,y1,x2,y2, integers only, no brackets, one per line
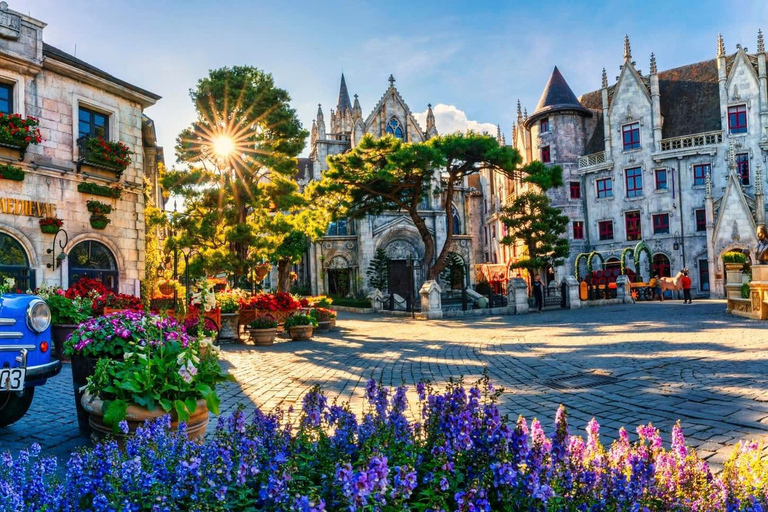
46,229,68,269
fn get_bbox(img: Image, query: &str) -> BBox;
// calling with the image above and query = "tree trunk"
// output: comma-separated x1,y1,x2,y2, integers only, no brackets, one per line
429,175,456,280
408,208,435,280
277,258,292,293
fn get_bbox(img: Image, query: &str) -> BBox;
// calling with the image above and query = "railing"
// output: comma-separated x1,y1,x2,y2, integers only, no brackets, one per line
578,151,606,169
659,130,722,152
76,136,126,178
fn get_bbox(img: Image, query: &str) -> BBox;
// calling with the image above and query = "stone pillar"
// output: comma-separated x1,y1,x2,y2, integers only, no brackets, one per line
616,275,632,303
419,280,443,319
749,265,768,320
724,264,744,302
507,278,529,315
367,289,384,312
563,275,581,309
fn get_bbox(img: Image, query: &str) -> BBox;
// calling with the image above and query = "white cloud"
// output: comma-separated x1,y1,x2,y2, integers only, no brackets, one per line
413,104,498,136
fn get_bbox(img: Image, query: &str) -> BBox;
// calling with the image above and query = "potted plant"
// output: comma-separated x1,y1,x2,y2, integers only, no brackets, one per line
79,136,132,173
215,288,242,343
36,287,90,361
723,251,747,270
284,313,317,341
39,216,63,234
91,292,143,316
81,325,230,442
63,310,189,435
311,307,336,332
248,315,278,346
0,162,25,181
0,113,42,157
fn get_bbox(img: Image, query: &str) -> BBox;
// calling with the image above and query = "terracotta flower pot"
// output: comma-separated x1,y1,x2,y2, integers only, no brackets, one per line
51,324,77,362
218,312,240,343
248,328,277,346
315,321,331,332
158,282,175,295
288,325,313,341
81,392,209,443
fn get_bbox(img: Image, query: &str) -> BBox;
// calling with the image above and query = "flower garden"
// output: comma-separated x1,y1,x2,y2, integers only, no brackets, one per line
3,376,768,510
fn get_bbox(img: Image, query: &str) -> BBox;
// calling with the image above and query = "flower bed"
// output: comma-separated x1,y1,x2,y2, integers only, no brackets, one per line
3,378,768,510
239,292,301,325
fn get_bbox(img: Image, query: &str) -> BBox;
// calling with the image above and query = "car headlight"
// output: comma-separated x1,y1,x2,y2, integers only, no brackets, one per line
27,299,51,334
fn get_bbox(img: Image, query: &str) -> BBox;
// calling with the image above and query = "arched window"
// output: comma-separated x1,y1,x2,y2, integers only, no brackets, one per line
604,257,621,278
652,253,671,277
68,240,118,292
0,233,33,290
452,206,462,235
385,117,404,139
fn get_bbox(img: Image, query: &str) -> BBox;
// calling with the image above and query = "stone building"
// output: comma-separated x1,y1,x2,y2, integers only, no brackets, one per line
501,33,768,298
0,4,161,295
301,74,482,298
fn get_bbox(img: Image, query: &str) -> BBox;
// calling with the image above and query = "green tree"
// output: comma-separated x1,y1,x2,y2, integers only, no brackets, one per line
500,191,570,272
162,66,308,285
366,248,390,291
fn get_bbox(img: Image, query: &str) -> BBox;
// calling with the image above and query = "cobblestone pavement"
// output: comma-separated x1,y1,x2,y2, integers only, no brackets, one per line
3,300,768,469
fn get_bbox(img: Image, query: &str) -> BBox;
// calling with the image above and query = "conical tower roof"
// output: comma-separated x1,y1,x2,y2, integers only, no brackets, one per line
337,73,352,112
524,66,591,127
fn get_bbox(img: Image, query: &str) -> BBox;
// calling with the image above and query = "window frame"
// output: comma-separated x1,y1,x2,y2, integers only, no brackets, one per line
654,168,668,190
541,145,551,163
598,220,614,241
652,213,670,235
539,117,549,133
625,167,643,198
569,181,581,200
693,164,710,187
0,82,13,115
695,209,706,232
736,153,749,185
622,122,640,151
625,211,642,241
572,221,584,240
728,104,747,134
78,105,110,140
385,117,405,139
596,178,613,199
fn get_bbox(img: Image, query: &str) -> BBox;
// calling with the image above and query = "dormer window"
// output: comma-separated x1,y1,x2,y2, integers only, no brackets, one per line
385,117,404,139
540,117,549,133
622,122,640,150
728,105,747,134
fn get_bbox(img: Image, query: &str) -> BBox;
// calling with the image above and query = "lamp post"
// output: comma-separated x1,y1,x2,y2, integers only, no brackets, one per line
46,229,68,270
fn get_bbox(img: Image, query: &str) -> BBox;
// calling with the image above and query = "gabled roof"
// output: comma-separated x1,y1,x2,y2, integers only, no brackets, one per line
525,66,591,128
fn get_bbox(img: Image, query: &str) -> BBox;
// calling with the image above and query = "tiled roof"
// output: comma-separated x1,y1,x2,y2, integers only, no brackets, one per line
525,66,591,127
657,59,721,138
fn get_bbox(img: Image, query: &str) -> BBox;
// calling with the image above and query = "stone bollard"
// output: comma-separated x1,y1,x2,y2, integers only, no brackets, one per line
563,275,581,309
615,275,631,303
367,289,384,312
419,280,443,319
507,278,529,314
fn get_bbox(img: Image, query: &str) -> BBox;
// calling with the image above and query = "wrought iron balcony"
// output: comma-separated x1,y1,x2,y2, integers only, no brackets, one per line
76,136,126,178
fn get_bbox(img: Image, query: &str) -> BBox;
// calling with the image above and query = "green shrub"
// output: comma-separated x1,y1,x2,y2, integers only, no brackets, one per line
722,251,747,264
284,313,317,328
741,282,750,299
0,163,24,181
77,182,122,198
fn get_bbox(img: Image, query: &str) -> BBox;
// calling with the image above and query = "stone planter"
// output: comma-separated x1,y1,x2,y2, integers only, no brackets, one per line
218,312,240,343
315,321,331,332
288,325,313,341
51,324,77,362
71,355,101,436
40,224,60,234
81,392,209,443
248,328,277,346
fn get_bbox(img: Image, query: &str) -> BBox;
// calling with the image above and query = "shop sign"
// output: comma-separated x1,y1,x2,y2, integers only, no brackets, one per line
0,197,56,217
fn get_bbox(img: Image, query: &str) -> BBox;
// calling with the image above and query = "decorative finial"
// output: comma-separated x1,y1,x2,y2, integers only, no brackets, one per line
705,168,712,198
516,99,522,119
717,33,726,57
388,74,396,87
759,29,765,53
728,137,737,171
496,124,502,142
757,164,764,195
650,53,657,74
428,103,432,109
601,68,608,88
523,107,528,120
624,34,632,61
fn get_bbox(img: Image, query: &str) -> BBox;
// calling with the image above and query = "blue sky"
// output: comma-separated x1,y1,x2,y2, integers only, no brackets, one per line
21,0,768,159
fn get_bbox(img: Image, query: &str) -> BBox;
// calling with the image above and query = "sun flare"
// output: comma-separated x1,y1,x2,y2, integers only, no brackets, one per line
212,135,235,158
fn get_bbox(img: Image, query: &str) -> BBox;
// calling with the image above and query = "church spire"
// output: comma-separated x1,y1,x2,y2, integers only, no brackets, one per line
623,34,632,62
717,33,726,57
426,103,436,132
337,73,352,112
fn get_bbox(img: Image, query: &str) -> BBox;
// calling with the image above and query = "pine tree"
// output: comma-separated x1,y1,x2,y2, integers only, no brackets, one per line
366,248,390,291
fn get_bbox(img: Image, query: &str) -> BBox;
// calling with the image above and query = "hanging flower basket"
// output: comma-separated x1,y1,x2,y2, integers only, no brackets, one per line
39,217,63,234
77,136,132,177
90,214,111,230
0,113,42,159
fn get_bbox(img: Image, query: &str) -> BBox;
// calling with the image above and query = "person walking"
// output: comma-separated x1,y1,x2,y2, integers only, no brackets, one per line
532,274,544,313
649,274,663,301
681,269,692,304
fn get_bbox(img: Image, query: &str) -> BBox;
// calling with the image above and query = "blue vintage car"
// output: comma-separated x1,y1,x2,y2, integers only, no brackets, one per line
0,293,61,427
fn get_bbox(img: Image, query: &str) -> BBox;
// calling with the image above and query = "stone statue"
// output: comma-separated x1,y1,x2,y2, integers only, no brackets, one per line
757,224,768,264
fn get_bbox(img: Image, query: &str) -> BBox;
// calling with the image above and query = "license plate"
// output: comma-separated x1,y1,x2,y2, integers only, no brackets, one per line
0,368,25,391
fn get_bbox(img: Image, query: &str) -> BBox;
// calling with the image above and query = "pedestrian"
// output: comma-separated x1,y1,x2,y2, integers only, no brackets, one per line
649,274,663,301
681,268,692,304
532,274,544,313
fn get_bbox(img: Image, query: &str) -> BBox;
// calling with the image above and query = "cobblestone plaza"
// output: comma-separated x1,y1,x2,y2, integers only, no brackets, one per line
3,300,767,469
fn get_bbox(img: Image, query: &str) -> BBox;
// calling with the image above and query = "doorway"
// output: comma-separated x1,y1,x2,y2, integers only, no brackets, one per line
388,260,410,298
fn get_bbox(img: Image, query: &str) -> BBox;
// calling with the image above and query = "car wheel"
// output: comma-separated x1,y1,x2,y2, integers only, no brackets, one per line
0,388,34,427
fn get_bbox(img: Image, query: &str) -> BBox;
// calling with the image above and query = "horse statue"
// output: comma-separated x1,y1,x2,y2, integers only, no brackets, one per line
658,271,684,299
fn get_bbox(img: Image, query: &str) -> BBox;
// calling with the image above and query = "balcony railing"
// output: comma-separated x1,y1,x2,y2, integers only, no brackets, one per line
578,151,606,169
76,136,127,178
659,130,722,152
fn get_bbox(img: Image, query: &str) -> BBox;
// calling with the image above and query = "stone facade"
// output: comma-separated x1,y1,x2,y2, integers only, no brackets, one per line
499,33,768,298
303,74,477,298
0,4,161,295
